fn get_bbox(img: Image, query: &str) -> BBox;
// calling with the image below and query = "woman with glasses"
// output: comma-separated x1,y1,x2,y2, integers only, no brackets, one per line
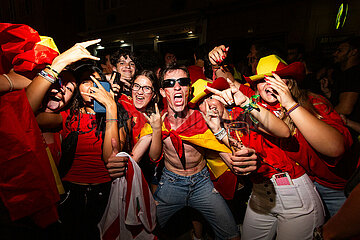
117,70,163,184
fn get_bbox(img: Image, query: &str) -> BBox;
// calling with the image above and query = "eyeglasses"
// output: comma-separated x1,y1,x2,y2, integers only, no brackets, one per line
132,83,153,94
162,78,191,88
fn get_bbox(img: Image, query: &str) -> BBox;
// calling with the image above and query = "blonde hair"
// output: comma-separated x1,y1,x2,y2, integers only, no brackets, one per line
257,78,331,135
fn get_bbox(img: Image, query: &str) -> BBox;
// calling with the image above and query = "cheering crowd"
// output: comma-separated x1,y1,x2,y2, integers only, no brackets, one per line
1,23,360,240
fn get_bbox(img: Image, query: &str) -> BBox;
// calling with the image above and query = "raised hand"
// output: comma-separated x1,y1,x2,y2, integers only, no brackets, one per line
208,45,229,65
143,103,167,131
109,71,121,97
264,73,296,109
106,138,128,178
206,78,249,107
81,76,115,109
51,39,101,74
200,100,222,133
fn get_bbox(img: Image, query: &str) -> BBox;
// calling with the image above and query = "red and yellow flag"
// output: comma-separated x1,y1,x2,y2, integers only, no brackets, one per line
0,23,59,78
140,110,231,178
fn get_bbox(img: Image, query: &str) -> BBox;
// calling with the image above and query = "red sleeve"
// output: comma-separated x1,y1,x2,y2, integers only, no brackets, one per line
239,84,255,98
310,95,353,166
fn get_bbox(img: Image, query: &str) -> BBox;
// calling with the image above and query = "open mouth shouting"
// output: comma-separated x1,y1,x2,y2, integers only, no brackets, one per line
173,93,184,106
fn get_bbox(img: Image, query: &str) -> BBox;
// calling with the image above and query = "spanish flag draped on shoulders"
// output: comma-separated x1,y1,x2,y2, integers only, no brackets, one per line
140,109,237,199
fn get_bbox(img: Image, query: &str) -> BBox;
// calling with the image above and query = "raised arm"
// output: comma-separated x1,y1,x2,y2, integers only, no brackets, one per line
26,39,101,112
82,76,119,163
133,104,166,163
208,45,240,88
206,78,291,138
265,73,345,157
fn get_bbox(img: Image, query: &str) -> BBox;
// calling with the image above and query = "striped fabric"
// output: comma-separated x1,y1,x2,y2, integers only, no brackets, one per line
98,152,156,240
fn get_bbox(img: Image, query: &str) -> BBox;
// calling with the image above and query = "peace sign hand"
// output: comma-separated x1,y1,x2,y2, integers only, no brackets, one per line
143,103,167,131
51,39,101,74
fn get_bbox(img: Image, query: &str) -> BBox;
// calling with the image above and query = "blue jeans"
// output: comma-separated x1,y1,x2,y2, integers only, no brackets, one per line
154,167,239,240
314,182,346,217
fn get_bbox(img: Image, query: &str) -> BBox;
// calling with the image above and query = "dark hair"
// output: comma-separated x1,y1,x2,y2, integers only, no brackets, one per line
110,48,139,70
133,69,161,113
194,44,209,61
67,64,109,140
159,65,190,85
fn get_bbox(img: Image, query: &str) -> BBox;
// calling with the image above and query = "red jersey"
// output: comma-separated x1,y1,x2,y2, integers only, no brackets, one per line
239,84,355,188
228,102,305,182
61,111,111,184
187,65,206,85
289,95,354,189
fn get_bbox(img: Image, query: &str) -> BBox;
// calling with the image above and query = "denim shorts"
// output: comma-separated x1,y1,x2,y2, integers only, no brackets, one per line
154,167,239,240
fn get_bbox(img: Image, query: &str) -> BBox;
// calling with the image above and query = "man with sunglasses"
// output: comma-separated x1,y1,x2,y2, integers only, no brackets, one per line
149,65,258,239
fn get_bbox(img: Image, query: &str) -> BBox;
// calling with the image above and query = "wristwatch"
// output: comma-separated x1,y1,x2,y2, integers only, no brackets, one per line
313,225,324,240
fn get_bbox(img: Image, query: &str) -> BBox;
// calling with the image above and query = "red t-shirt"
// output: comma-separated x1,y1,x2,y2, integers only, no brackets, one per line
290,95,354,189
238,84,306,181
187,65,206,85
47,132,62,166
61,111,111,184
239,84,355,188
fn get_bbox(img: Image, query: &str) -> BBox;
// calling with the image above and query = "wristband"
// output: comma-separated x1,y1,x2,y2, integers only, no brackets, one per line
45,65,59,77
2,74,13,92
38,70,56,84
241,95,260,124
286,103,300,115
214,128,227,141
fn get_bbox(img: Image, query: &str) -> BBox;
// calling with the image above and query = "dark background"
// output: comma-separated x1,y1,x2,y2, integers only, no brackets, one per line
1,0,358,64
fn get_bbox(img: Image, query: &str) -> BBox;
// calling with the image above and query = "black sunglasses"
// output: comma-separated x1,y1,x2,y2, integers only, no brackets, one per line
162,78,191,88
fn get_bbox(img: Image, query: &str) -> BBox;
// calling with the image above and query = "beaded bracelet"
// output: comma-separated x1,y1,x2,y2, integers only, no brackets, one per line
241,95,260,124
286,103,300,115
105,119,118,123
3,74,13,92
45,65,59,78
38,70,56,84
214,128,227,141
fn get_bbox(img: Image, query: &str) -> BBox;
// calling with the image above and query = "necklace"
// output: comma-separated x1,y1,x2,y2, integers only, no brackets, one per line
86,112,96,115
